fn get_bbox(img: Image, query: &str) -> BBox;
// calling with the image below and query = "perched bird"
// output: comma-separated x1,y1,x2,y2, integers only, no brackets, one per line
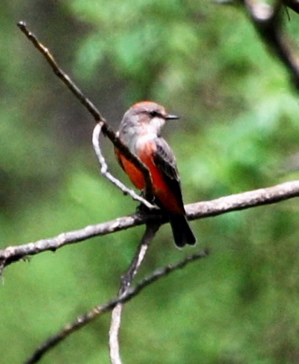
115,101,196,248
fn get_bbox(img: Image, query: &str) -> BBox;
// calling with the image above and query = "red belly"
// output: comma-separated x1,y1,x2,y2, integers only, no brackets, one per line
118,152,183,214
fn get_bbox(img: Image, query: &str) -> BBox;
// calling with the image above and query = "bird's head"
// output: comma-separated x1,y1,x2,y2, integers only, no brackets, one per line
120,101,179,136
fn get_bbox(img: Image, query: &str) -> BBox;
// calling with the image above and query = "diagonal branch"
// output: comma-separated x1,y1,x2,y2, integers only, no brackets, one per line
187,179,299,219
1,180,298,274
17,21,154,202
23,249,209,364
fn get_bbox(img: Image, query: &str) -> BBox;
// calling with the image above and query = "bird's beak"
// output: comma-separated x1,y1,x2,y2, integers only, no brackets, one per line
165,114,179,120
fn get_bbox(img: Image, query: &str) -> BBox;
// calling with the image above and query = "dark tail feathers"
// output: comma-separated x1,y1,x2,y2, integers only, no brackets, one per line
169,214,197,248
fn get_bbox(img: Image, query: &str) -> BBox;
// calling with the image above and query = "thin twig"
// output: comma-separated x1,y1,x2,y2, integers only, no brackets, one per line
23,249,209,364
92,122,156,209
109,222,160,364
17,21,154,202
1,180,299,274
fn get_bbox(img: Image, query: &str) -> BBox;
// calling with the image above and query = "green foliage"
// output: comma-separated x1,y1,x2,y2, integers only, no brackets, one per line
1,1,299,363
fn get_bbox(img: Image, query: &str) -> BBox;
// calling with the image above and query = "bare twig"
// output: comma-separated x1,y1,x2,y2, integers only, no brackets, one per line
23,249,208,364
17,21,154,202
1,180,298,274
109,222,160,364
92,122,156,209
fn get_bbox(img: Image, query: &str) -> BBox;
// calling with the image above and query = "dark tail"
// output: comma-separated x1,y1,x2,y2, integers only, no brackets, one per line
169,214,197,248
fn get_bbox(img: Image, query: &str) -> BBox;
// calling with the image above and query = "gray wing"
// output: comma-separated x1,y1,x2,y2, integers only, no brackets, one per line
153,137,185,210
154,137,180,181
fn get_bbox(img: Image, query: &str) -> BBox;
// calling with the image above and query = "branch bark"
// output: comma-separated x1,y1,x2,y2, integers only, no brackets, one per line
1,180,298,274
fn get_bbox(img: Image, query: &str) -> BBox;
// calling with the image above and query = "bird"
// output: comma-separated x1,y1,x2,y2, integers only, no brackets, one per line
115,101,196,248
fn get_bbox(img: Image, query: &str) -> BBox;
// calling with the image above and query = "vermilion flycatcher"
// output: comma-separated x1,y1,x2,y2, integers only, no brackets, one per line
115,101,196,248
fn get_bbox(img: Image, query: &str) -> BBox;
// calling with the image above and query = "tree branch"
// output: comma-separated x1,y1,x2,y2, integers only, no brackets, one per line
1,180,298,274
23,249,209,364
17,21,154,203
187,179,299,219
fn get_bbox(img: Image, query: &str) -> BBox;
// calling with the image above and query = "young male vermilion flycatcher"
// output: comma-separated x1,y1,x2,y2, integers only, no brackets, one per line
115,101,196,248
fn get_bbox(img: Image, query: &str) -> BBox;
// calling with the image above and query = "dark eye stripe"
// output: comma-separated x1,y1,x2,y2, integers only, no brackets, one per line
149,110,162,118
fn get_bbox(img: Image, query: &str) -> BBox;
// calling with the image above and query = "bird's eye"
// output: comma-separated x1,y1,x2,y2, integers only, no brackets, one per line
149,111,161,118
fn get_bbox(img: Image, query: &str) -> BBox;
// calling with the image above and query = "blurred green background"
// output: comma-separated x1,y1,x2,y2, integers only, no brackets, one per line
1,1,299,363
